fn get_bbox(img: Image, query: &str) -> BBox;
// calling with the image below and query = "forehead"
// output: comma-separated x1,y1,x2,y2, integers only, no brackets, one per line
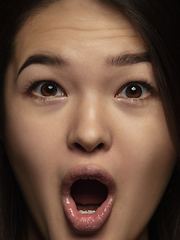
14,0,146,68
18,0,137,32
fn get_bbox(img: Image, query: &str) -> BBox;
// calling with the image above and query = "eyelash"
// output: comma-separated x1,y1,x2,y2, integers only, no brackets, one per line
25,80,67,101
25,79,155,103
115,80,155,102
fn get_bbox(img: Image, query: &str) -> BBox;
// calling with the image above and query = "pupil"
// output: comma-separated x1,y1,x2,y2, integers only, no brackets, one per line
46,85,54,93
41,83,57,96
126,85,142,98
130,86,137,95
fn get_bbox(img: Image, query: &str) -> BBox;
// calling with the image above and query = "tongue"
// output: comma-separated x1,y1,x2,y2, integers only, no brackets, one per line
71,179,108,205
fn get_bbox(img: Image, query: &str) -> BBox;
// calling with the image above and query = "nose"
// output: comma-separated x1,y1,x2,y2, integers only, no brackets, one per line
67,100,112,153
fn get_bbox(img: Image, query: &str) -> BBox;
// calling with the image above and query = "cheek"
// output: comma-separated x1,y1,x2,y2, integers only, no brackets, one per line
4,108,69,230
112,100,176,177
111,102,176,224
5,110,66,183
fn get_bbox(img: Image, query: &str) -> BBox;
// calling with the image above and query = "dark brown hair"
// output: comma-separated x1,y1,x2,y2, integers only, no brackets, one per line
0,0,180,239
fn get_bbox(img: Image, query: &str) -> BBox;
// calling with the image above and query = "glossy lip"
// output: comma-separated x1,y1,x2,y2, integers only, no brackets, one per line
61,165,116,232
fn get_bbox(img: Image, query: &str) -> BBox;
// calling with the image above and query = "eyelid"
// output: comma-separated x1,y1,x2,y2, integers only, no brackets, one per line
26,80,67,99
115,81,154,99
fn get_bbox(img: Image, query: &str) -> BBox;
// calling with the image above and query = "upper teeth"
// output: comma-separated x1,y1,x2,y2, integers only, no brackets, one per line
79,210,96,215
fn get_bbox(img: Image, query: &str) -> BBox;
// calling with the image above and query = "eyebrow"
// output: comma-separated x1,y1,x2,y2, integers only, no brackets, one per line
17,54,67,77
17,52,151,77
106,52,151,66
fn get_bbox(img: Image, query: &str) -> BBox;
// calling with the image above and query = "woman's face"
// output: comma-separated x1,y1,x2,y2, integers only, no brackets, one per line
4,0,176,239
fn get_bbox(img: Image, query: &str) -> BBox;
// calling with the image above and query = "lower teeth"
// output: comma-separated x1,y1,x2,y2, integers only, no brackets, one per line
79,210,96,215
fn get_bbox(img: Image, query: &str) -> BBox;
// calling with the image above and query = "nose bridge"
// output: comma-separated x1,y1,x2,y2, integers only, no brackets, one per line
67,95,111,152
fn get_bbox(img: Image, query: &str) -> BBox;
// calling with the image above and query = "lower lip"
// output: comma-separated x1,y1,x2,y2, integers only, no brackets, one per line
61,165,115,232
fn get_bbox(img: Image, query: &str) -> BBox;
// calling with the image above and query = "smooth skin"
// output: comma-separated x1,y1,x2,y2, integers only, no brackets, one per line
4,0,176,239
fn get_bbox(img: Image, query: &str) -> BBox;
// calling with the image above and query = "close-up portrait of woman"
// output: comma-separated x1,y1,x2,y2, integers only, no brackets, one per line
0,0,180,239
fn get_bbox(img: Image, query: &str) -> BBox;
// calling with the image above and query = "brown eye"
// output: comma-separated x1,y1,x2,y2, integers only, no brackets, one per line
41,82,58,96
33,81,66,97
126,84,142,98
117,83,149,99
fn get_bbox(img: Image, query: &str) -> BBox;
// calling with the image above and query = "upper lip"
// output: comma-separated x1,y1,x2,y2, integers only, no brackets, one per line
61,164,116,196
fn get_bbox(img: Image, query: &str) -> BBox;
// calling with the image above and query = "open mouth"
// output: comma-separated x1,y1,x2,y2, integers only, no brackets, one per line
61,165,115,232
71,178,108,214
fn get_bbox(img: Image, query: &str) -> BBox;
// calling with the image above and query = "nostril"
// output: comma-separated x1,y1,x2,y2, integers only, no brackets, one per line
96,143,104,149
74,143,86,151
73,142,104,152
